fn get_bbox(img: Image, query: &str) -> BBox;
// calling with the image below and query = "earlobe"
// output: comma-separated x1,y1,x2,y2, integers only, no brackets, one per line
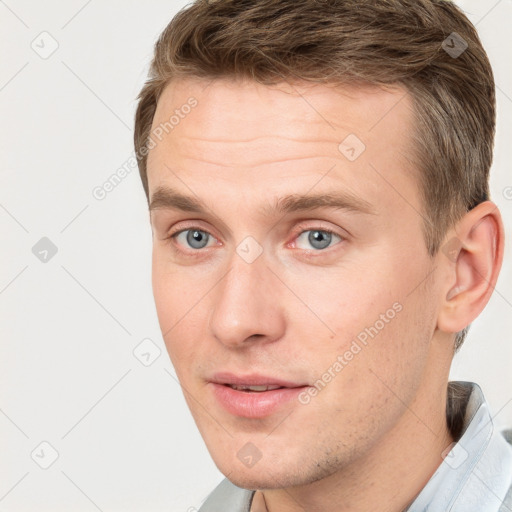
437,201,504,335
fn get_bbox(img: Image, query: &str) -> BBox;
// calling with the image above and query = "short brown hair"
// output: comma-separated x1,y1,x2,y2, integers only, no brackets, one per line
134,0,496,351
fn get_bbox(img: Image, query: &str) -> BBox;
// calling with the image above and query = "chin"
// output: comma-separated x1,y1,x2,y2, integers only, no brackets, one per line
225,471,292,491
216,456,332,491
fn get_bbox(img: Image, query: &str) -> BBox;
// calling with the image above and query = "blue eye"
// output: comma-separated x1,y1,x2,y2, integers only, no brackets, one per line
296,230,342,250
168,227,343,253
172,229,214,250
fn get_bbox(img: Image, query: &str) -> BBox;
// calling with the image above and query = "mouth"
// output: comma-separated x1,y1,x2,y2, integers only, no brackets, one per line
225,384,285,392
208,373,309,418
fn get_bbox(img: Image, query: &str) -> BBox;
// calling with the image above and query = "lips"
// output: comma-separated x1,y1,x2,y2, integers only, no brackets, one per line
208,372,309,418
227,384,283,393
210,372,305,388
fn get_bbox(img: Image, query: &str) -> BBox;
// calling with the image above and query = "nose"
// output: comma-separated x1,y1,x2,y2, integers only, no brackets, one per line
208,249,286,349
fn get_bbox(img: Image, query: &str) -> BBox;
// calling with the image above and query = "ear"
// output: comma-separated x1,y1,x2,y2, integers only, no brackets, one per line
436,201,504,336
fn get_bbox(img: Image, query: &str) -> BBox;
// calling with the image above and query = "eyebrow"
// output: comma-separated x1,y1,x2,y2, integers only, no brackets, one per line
149,185,377,217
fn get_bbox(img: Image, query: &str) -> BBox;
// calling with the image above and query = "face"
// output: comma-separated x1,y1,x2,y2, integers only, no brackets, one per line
147,78,445,489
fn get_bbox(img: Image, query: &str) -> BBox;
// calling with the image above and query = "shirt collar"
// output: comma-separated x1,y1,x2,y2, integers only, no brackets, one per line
407,381,512,511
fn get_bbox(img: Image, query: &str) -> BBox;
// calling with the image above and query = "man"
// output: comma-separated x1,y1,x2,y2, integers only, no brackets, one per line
134,0,512,510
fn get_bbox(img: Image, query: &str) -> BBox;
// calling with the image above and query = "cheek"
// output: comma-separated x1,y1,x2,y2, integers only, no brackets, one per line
299,260,432,402
151,259,192,362
320,284,434,418
151,257,217,379
151,259,175,332
301,308,429,451
287,263,399,351
151,249,197,327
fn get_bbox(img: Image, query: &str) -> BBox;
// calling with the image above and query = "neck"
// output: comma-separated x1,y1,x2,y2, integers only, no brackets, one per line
251,379,454,512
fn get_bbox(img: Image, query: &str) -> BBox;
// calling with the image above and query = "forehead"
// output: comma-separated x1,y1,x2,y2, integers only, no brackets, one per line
151,77,412,142
146,77,420,221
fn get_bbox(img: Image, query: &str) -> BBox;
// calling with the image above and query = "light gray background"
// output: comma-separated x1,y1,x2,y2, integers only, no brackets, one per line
1,1,511,510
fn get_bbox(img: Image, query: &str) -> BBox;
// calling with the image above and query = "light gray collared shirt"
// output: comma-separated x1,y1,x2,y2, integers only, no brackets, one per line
199,381,512,511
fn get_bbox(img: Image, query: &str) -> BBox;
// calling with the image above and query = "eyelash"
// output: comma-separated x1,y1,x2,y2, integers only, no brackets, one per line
165,223,344,256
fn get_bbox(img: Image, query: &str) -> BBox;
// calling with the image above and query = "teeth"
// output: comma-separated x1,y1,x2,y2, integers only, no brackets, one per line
229,384,282,392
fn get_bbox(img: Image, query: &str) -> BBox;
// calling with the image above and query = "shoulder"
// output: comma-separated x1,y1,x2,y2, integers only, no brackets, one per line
198,478,255,512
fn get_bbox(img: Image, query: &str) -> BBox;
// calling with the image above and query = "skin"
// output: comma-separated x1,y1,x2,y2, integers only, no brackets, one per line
146,78,504,511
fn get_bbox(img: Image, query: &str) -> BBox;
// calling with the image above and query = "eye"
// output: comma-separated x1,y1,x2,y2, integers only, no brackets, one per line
295,229,343,251
171,228,216,250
